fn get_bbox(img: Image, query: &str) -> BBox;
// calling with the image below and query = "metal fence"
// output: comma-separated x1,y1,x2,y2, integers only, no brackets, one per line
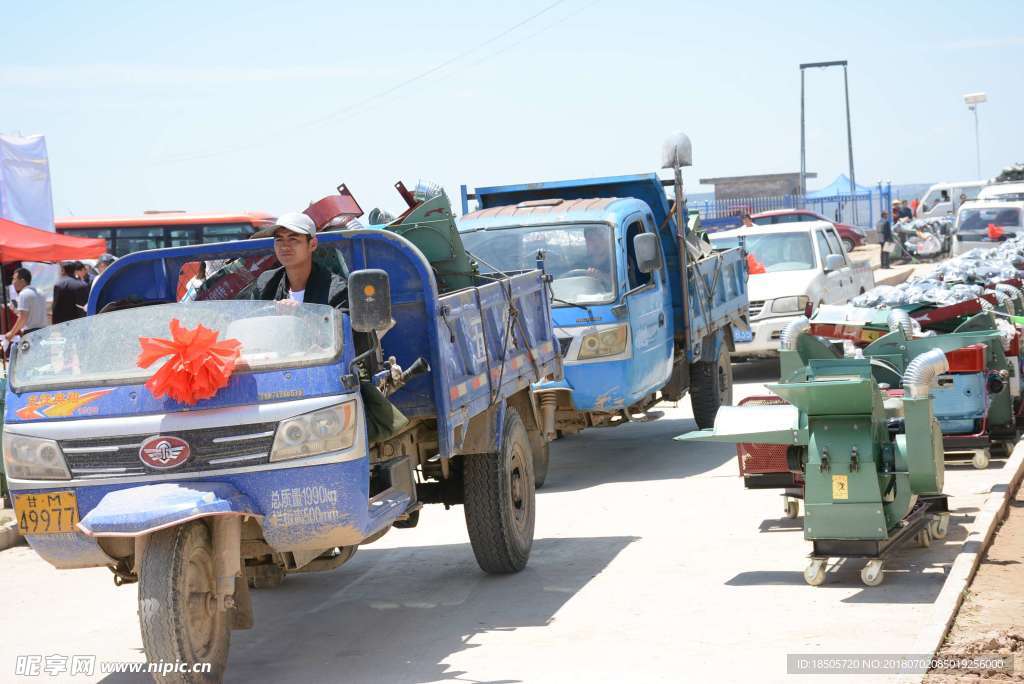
693,184,893,232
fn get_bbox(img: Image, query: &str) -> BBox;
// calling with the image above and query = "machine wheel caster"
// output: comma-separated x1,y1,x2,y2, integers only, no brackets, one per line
804,559,827,586
929,513,950,540
916,529,932,548
784,498,800,519
860,560,884,587
972,449,990,470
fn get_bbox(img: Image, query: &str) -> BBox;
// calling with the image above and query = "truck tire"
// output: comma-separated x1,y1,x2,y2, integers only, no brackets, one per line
528,431,550,489
463,407,536,573
139,521,230,683
690,343,733,429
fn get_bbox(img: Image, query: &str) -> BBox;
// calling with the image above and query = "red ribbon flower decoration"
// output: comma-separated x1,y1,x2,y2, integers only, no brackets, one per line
137,319,242,405
988,223,1005,240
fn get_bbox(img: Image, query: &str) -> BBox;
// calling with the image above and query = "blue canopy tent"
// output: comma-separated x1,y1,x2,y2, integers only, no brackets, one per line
806,174,872,199
805,174,877,228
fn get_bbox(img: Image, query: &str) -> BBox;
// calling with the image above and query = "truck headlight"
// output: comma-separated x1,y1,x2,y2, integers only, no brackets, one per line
270,400,358,462
577,325,629,360
2,432,71,480
771,295,810,314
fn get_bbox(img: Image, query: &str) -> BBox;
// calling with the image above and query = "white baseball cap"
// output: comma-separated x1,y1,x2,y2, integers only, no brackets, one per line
272,212,316,237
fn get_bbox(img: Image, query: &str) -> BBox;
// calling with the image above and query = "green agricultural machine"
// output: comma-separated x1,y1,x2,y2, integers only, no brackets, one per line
680,322,950,587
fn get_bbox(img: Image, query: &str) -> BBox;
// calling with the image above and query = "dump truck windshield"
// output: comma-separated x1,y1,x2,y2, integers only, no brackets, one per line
11,301,342,392
462,223,616,306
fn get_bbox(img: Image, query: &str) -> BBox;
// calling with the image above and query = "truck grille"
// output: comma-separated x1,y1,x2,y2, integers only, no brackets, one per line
60,422,279,478
749,300,765,318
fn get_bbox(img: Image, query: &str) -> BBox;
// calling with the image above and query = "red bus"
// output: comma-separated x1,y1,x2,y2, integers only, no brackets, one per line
55,210,275,257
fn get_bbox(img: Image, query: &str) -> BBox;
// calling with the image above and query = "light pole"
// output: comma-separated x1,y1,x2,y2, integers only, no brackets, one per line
799,60,857,223
963,92,987,178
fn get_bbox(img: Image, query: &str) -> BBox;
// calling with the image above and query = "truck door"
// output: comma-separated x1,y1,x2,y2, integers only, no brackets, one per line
823,227,859,298
815,229,843,304
623,214,673,398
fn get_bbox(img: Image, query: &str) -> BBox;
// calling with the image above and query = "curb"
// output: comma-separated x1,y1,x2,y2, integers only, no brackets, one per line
0,518,23,552
896,441,1024,683
874,266,915,287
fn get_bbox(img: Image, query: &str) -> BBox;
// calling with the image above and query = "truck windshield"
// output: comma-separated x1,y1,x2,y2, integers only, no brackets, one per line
462,223,616,306
710,233,816,272
10,301,342,392
958,207,1022,232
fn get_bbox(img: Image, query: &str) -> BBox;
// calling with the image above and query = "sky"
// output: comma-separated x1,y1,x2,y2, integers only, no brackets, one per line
2,0,1023,220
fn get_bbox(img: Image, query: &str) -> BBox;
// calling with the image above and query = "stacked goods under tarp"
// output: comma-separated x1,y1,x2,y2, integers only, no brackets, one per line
891,216,954,261
995,163,1024,184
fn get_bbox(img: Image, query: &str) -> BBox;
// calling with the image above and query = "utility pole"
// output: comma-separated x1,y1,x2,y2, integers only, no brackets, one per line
799,60,857,222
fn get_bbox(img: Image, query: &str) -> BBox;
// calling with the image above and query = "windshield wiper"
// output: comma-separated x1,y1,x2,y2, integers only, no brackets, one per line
549,295,594,315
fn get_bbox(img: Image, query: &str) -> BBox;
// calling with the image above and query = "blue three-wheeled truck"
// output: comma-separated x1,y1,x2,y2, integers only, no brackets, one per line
3,229,560,679
459,137,748,443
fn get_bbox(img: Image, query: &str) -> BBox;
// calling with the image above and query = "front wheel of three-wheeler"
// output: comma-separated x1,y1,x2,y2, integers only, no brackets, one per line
690,343,734,430
464,407,536,574
139,521,230,682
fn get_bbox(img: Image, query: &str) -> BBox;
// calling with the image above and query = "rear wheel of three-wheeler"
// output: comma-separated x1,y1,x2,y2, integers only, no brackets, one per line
463,407,536,574
529,431,550,489
690,343,734,430
139,522,230,683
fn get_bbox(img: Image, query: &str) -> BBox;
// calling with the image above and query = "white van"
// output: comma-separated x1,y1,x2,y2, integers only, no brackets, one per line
917,181,987,218
977,182,1024,202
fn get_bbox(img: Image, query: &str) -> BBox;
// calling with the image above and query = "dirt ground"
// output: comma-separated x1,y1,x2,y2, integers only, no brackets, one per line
926,481,1024,682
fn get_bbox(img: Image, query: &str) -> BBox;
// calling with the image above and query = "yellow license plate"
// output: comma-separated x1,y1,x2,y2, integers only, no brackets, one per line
14,491,79,535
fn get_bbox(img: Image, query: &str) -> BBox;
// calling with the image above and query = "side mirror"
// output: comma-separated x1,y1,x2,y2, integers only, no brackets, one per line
348,269,392,333
634,233,662,274
824,254,844,272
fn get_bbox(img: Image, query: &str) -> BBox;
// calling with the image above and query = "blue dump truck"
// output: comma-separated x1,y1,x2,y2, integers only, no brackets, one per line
2,229,560,679
458,144,748,440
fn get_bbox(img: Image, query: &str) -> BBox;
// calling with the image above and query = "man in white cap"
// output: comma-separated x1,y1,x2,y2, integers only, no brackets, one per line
252,212,348,307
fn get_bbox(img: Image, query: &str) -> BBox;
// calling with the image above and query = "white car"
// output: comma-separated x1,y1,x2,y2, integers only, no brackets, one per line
710,221,875,358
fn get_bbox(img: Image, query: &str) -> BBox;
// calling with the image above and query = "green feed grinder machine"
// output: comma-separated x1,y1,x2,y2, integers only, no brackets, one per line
678,323,950,587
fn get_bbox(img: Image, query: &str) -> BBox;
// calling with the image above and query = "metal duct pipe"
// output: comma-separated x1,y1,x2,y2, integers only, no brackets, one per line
902,348,949,399
779,317,811,351
987,286,1011,313
887,309,914,338
995,284,1021,314
414,181,447,201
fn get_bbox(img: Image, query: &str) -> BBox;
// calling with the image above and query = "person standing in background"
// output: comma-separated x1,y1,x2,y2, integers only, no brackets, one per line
4,267,47,345
53,261,90,324
95,254,116,277
877,210,893,269
898,200,913,221
73,260,93,287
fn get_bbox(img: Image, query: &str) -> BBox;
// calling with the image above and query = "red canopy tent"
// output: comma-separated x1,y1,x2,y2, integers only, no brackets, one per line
0,217,107,262
0,218,109,336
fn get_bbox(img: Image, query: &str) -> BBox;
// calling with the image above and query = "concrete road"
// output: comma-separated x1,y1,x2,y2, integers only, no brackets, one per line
0,361,1010,683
